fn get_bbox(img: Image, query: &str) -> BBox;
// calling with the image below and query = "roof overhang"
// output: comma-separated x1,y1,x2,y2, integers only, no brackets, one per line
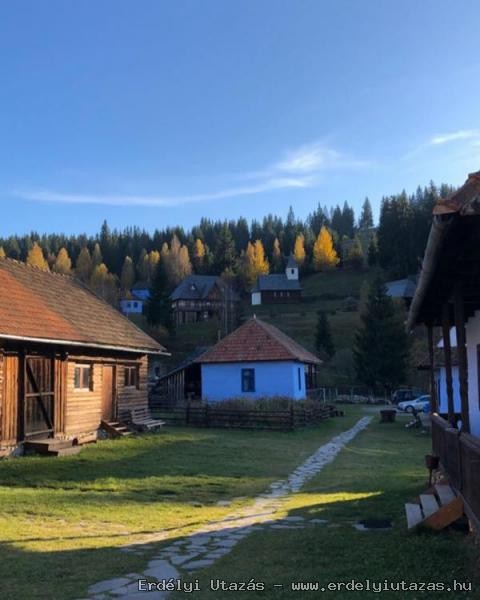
0,333,170,356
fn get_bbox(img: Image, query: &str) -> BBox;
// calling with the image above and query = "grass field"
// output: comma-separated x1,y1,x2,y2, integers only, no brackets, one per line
0,410,362,599
171,411,478,600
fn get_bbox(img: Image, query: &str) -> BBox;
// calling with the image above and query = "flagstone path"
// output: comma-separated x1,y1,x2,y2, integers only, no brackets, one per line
83,416,372,600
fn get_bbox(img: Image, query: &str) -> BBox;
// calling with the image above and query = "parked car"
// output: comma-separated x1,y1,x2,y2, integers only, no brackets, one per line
397,395,431,413
391,388,423,405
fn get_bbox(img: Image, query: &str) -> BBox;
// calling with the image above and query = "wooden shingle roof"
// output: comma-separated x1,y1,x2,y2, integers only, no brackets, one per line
0,259,165,354
196,317,321,365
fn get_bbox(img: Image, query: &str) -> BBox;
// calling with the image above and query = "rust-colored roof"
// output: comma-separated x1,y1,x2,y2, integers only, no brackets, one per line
433,170,480,215
196,317,321,365
0,259,164,354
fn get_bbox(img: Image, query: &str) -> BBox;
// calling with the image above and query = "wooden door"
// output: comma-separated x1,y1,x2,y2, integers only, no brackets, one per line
24,356,55,439
102,365,115,421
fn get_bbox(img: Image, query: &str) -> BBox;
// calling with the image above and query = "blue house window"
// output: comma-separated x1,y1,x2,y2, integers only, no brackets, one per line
298,367,302,390
241,368,255,392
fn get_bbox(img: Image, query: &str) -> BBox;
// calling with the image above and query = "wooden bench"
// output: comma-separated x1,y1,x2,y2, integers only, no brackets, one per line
129,407,165,432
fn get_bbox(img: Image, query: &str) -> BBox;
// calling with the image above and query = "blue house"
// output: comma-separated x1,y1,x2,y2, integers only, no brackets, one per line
195,317,320,402
120,281,150,315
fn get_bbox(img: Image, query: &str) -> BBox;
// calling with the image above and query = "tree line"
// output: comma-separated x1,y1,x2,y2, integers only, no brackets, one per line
0,180,454,303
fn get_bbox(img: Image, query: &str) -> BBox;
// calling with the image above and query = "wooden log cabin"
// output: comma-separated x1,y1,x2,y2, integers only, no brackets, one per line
0,258,167,455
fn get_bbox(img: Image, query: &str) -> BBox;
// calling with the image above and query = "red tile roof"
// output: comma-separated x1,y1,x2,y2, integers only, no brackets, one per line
0,259,165,354
196,317,321,365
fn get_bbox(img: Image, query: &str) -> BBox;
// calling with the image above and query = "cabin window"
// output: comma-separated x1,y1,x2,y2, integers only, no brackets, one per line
298,367,302,390
291,269,295,275
74,364,92,390
133,302,138,308
241,368,255,392
124,365,138,388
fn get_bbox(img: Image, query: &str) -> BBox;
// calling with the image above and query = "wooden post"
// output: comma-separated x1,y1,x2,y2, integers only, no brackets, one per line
427,324,438,413
441,304,455,426
453,286,470,433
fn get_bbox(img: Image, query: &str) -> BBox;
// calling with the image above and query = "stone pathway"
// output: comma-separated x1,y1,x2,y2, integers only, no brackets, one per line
83,416,372,599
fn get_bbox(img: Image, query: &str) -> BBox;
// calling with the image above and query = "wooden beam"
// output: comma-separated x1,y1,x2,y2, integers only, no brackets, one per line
427,325,438,413
441,304,455,426
453,286,470,433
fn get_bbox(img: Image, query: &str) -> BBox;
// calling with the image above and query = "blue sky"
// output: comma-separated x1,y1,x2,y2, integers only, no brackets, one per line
0,0,479,236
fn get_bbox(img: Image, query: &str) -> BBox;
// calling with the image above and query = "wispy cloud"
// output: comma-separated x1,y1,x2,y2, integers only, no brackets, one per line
429,129,479,146
14,141,365,208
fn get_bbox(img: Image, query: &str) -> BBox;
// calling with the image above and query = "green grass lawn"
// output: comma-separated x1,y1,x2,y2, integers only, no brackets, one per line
0,410,362,599
172,412,478,600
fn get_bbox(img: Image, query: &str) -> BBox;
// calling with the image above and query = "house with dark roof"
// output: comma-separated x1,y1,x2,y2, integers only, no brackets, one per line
386,276,417,308
195,317,320,401
0,259,167,455
120,281,150,315
251,256,302,306
170,275,238,326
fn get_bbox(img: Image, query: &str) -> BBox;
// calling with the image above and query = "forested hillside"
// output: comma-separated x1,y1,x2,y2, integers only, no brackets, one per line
0,181,453,305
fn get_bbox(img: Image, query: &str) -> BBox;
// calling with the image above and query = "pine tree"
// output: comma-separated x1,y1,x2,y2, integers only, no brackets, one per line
120,256,135,290
367,235,379,266
146,259,173,331
346,236,364,270
193,238,206,272
53,247,72,274
271,238,282,272
213,223,237,274
27,242,49,270
76,247,93,281
0,246,6,259
137,249,149,281
315,312,335,358
313,227,339,271
293,233,306,269
354,275,410,391
359,197,374,229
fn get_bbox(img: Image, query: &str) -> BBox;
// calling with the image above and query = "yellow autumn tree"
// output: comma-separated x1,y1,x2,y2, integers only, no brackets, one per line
53,247,72,274
193,238,206,272
90,263,118,304
120,256,135,290
0,246,6,259
271,238,282,272
27,242,49,270
147,250,160,281
76,247,93,281
253,239,269,276
293,233,306,268
313,227,339,271
241,240,269,289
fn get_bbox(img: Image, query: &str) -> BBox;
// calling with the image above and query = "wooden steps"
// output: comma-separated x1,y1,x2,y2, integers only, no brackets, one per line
405,484,464,530
101,420,133,438
24,438,83,457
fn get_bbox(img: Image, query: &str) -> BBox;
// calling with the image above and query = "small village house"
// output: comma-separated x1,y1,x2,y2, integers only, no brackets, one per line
251,255,302,306
195,316,320,401
0,259,167,454
170,275,238,326
385,276,417,309
119,281,150,315
407,169,480,527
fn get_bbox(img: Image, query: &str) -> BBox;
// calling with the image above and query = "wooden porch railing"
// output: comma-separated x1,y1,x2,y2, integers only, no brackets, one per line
432,414,480,525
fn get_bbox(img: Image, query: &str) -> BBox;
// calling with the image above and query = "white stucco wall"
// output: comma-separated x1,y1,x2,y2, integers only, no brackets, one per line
465,310,480,437
201,361,307,401
251,292,262,306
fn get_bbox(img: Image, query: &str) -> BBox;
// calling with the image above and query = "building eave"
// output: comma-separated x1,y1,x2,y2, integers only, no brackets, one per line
0,333,170,356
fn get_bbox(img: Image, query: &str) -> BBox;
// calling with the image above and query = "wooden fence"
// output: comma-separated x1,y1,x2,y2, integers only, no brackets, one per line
154,402,334,431
432,414,480,526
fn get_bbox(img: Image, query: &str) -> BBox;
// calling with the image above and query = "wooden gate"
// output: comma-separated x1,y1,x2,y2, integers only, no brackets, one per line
23,356,55,439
